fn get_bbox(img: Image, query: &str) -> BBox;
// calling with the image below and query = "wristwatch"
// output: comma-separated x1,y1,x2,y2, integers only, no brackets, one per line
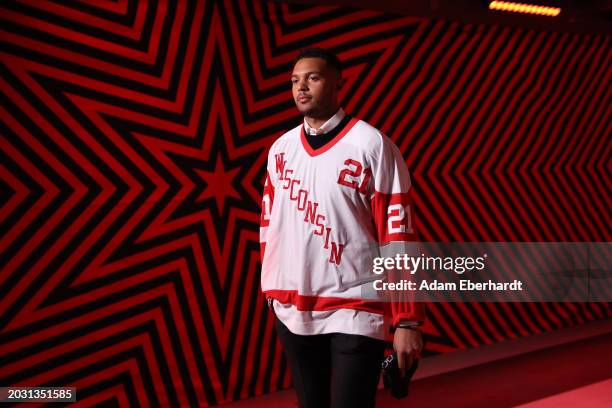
396,320,423,329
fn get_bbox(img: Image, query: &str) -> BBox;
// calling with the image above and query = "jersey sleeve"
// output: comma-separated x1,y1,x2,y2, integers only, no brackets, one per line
370,134,426,327
259,148,276,263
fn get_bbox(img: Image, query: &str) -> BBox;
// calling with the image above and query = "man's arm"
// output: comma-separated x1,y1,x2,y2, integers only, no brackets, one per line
370,134,426,376
260,170,275,263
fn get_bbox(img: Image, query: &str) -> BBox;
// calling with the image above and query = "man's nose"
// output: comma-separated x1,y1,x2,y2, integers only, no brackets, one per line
297,79,308,90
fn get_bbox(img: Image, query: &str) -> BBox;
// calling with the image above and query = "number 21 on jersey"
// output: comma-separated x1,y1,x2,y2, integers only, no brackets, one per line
338,158,415,242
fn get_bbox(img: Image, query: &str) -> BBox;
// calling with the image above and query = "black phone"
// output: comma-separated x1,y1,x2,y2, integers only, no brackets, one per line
381,352,419,399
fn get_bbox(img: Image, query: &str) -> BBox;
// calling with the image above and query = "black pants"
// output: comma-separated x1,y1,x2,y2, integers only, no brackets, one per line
274,316,386,408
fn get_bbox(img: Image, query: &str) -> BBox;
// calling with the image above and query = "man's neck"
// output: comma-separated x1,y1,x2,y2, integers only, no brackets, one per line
305,107,339,130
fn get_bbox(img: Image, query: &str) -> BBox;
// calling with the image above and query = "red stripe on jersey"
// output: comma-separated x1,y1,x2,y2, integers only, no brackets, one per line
260,242,266,263
370,191,418,243
264,289,385,315
387,298,426,326
300,117,360,157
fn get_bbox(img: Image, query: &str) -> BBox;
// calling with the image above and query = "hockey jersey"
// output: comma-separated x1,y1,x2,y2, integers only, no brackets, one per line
260,108,425,340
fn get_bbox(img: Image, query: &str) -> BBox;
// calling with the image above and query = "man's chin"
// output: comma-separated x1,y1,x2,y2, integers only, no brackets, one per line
296,106,314,116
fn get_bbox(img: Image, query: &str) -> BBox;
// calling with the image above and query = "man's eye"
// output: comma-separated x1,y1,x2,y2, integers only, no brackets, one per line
310,76,319,81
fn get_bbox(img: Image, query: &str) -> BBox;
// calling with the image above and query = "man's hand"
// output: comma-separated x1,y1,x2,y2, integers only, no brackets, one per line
393,327,423,377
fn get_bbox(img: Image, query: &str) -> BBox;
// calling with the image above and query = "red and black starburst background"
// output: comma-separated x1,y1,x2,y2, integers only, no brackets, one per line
0,0,610,406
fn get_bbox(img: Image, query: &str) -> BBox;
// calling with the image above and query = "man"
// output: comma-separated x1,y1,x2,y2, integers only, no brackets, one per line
260,47,425,408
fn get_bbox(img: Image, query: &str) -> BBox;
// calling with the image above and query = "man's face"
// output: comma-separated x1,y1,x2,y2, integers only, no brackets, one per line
291,57,341,118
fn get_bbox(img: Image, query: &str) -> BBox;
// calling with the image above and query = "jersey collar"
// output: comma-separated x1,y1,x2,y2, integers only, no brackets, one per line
303,107,346,136
300,115,359,157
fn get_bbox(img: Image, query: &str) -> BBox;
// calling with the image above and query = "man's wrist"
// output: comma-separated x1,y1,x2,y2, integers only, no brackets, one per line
395,320,423,329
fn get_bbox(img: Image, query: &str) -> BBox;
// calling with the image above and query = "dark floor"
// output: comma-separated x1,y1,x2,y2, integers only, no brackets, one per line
223,318,612,407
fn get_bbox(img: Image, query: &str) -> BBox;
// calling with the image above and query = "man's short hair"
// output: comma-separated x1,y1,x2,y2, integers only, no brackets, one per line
294,47,342,76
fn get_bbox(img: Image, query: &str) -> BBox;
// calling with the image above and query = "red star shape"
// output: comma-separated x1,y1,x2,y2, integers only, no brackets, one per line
195,153,241,212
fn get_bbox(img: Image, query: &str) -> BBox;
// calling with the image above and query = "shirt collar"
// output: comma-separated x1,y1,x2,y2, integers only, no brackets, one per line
303,107,346,135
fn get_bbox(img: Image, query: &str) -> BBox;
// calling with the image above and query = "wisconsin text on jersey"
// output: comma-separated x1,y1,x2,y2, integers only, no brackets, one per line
272,152,345,265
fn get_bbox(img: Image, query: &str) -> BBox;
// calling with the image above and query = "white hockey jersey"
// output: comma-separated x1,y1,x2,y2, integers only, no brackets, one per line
260,109,425,340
